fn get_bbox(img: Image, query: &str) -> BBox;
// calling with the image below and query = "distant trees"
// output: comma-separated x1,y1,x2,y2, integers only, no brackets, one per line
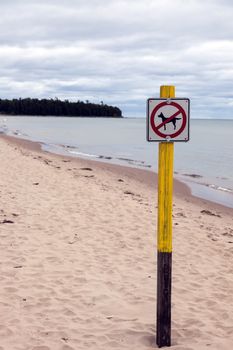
0,98,122,118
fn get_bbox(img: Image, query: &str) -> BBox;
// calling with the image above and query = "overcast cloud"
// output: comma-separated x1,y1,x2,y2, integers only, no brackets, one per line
0,0,233,118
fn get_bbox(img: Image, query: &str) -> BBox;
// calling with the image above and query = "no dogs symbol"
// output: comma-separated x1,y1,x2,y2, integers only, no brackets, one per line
147,98,190,142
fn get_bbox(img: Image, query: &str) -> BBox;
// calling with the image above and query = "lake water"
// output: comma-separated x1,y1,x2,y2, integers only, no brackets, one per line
0,116,232,208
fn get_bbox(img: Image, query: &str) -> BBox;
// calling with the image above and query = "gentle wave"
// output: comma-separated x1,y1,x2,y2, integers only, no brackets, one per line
67,148,152,168
0,125,8,133
177,172,233,201
68,150,99,158
3,127,29,138
207,184,233,194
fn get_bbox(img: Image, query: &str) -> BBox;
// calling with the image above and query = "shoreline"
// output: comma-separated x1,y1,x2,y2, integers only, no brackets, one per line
1,117,232,210
1,133,232,216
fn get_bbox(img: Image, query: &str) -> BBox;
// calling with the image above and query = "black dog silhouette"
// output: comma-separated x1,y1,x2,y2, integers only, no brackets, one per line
158,112,181,130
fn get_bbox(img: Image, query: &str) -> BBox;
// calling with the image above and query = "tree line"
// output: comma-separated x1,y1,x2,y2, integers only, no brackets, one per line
0,98,122,117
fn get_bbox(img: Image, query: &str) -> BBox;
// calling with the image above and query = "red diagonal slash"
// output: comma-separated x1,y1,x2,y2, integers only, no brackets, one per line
157,110,181,130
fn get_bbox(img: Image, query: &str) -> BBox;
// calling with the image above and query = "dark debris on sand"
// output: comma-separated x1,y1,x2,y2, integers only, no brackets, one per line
200,210,221,218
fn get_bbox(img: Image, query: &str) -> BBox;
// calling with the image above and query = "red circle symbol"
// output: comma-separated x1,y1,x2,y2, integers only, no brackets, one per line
150,101,187,139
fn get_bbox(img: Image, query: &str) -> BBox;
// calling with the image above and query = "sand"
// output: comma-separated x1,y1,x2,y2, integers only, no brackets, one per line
0,134,232,350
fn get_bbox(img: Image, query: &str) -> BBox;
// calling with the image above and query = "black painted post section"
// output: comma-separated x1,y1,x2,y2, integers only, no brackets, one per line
156,252,172,347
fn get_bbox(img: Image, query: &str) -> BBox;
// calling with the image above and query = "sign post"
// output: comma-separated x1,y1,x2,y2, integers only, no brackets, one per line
146,86,190,347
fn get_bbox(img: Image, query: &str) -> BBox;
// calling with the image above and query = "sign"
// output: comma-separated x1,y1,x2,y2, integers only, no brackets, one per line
147,98,190,142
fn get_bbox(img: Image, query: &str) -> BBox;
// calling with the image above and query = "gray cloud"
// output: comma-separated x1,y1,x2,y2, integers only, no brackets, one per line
0,0,233,118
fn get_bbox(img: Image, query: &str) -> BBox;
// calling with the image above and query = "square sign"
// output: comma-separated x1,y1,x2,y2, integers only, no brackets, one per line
147,98,190,142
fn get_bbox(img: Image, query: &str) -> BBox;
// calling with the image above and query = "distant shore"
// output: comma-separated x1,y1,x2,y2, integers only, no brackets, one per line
0,97,123,117
0,113,124,118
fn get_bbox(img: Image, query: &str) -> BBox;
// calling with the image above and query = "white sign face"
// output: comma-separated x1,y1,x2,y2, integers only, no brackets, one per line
147,98,190,142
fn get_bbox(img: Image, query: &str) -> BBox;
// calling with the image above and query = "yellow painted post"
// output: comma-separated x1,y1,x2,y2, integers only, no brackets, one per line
156,85,175,347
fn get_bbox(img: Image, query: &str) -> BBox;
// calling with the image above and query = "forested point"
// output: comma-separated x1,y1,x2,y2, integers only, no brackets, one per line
0,98,123,117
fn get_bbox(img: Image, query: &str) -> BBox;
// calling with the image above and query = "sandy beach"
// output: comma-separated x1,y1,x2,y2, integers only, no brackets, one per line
0,134,232,350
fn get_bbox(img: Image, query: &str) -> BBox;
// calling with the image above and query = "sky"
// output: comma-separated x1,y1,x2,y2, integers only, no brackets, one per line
0,0,233,118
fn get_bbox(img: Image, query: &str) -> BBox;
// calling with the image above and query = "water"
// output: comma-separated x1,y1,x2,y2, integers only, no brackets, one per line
0,116,232,208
